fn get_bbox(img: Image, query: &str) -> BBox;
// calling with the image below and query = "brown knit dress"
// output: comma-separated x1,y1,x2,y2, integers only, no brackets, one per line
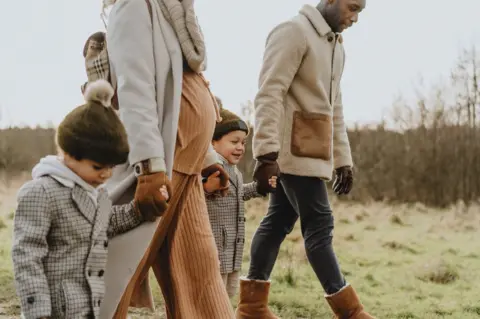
113,71,234,319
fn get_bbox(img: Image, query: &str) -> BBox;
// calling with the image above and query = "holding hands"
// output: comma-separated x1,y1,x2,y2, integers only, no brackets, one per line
134,170,172,222
203,169,277,196
253,152,280,196
203,170,230,195
201,163,230,197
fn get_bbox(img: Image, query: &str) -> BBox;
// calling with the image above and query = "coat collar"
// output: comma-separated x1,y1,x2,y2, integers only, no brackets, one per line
71,185,111,239
299,4,332,37
217,153,239,189
72,185,97,224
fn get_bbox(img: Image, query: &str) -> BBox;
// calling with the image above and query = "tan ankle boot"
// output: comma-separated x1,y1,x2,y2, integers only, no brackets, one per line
325,284,375,319
235,278,279,319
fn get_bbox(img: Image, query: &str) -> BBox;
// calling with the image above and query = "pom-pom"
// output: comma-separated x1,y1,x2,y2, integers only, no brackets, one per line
84,79,114,108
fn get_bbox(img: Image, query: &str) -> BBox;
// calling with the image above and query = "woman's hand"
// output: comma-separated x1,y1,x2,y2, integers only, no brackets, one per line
134,172,172,221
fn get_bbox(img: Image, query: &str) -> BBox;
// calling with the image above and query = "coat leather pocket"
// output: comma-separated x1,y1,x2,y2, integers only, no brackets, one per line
291,111,332,160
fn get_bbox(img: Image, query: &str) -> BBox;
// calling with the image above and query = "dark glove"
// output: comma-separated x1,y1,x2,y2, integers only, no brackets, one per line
332,166,353,195
134,172,173,221
202,163,230,197
253,152,280,196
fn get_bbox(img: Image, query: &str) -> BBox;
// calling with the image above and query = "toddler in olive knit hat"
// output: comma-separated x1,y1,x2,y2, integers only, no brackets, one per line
12,80,165,319
202,97,277,298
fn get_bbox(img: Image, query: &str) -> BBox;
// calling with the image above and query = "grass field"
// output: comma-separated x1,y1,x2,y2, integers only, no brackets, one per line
1,177,480,318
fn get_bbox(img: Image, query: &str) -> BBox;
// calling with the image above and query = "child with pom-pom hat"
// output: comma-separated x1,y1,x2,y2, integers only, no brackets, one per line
11,80,167,319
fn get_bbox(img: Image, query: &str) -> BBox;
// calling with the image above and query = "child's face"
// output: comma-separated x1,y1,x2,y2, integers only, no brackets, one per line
213,130,247,165
63,153,114,188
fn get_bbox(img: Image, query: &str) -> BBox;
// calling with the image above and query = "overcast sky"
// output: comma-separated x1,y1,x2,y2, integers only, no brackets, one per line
1,0,479,128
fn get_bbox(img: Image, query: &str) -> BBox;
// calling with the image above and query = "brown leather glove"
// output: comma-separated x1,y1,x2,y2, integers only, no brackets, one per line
332,166,353,195
253,152,280,196
134,171,173,221
201,163,230,197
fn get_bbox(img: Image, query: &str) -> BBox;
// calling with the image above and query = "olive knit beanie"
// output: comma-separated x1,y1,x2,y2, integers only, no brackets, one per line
213,97,249,140
56,79,129,165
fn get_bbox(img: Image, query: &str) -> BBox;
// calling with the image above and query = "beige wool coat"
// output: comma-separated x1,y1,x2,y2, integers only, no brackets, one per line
253,4,353,180
100,0,219,317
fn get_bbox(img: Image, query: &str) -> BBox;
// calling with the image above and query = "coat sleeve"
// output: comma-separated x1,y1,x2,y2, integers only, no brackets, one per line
107,201,143,238
107,0,166,171
333,90,353,168
332,50,353,168
253,21,307,158
11,182,52,319
242,182,262,201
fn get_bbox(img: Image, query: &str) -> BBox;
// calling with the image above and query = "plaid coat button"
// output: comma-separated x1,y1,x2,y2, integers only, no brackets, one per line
26,296,35,304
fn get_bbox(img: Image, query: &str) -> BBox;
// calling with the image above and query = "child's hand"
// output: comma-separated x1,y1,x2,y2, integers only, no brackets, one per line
254,176,278,196
203,171,230,194
268,176,278,188
159,185,169,201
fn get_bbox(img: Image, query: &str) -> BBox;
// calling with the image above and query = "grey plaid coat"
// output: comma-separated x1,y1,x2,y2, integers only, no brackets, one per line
12,176,143,319
206,159,263,274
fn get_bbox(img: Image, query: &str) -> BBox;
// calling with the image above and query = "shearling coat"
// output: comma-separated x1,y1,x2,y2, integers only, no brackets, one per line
253,4,353,181
206,156,262,273
11,176,142,319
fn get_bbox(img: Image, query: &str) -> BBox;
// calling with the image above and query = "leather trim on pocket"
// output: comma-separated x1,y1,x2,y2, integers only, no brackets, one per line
291,111,332,160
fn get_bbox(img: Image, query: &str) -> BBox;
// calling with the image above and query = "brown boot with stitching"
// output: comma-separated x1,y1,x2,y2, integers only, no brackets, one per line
325,284,375,319
235,278,279,319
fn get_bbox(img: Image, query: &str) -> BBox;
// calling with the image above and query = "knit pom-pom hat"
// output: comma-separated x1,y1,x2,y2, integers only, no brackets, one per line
213,96,249,141
56,79,129,165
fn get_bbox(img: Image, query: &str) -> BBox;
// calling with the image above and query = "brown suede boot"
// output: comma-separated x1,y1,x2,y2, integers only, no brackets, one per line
235,278,279,319
325,284,375,319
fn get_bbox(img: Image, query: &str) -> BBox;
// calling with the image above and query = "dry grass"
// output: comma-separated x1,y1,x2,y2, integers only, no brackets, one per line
1,177,480,318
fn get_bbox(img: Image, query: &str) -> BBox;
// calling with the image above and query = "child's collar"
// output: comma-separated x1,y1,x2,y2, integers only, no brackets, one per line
216,152,232,166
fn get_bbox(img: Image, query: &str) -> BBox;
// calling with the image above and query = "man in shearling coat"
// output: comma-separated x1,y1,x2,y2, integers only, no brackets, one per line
235,1,375,318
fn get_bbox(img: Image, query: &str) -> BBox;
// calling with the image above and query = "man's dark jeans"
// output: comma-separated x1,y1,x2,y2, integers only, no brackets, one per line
247,173,346,295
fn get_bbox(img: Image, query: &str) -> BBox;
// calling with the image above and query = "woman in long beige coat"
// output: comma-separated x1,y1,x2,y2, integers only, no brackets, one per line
93,0,235,318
